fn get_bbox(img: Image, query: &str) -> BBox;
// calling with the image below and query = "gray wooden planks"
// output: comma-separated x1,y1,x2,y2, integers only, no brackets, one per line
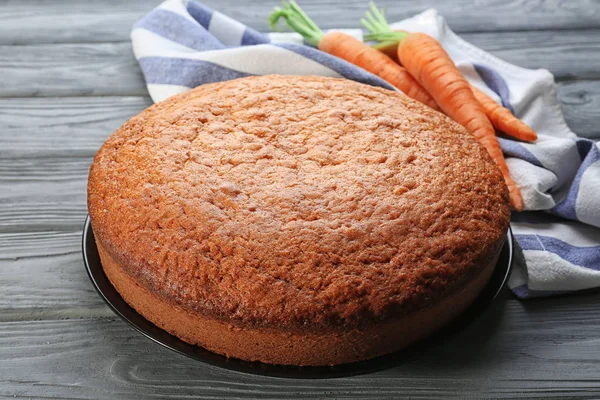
2,291,600,399
557,80,600,139
0,97,153,313
2,30,599,98
1,0,600,45
1,249,108,312
2,0,600,398
0,97,150,234
464,29,600,81
0,96,152,157
0,42,146,97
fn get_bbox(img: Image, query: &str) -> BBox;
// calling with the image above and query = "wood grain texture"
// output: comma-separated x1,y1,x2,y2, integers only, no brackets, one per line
0,96,151,157
2,0,600,397
1,0,600,45
2,30,599,98
0,235,107,311
465,29,600,81
0,97,151,234
0,98,150,313
0,43,146,97
557,80,600,139
1,291,600,399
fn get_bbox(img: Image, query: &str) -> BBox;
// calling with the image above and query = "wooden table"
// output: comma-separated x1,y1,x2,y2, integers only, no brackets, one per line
2,1,600,398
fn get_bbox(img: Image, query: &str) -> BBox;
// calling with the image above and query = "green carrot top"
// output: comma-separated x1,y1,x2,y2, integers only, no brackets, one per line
362,2,408,43
268,0,324,47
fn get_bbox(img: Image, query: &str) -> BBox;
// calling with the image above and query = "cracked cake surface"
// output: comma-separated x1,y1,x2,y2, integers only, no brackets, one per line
88,75,510,334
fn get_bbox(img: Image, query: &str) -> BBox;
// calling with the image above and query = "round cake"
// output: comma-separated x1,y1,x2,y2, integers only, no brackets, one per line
88,75,510,366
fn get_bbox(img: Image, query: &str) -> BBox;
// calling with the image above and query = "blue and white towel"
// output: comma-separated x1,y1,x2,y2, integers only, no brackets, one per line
132,0,600,299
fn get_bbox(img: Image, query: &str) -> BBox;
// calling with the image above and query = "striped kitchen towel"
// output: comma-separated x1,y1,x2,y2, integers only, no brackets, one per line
131,0,600,298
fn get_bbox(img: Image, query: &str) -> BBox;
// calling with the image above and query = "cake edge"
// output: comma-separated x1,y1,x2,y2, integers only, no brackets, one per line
95,232,503,366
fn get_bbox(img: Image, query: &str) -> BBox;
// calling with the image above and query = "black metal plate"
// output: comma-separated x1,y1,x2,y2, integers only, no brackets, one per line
82,216,513,379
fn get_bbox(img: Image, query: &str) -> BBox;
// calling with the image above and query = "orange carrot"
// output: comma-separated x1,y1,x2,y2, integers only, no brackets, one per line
372,42,537,142
372,41,400,63
471,86,537,142
372,38,537,143
268,1,439,110
320,32,439,110
364,5,524,210
363,15,537,144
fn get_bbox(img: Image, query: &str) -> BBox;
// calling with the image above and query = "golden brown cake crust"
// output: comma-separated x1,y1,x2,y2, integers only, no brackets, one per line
88,75,510,334
97,236,502,366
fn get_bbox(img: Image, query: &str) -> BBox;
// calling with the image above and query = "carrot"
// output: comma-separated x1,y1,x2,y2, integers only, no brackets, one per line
268,1,439,110
372,41,400,63
362,7,537,144
364,3,524,210
471,86,537,142
370,40,537,143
